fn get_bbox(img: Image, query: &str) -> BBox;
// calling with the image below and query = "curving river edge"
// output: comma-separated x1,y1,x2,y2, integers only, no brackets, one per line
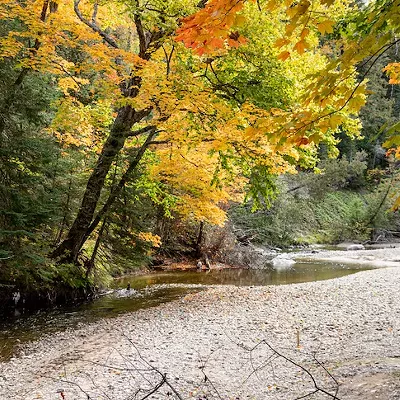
0,246,400,400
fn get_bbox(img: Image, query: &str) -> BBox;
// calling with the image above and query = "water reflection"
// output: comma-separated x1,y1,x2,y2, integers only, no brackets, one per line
115,262,371,288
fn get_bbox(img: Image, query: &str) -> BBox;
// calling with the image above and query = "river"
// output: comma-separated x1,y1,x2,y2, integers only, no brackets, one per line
0,260,372,361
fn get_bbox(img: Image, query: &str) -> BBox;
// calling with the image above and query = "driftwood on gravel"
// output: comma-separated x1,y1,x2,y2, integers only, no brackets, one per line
42,335,341,400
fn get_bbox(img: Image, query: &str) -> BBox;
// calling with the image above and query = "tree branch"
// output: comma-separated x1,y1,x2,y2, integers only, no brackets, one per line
91,2,98,24
144,5,180,18
125,125,157,138
261,341,342,400
133,0,148,59
162,44,175,77
74,0,119,49
121,333,185,400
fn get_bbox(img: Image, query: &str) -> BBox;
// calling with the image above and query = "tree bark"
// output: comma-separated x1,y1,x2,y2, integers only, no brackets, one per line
85,217,108,279
195,221,204,258
82,127,157,243
51,105,148,262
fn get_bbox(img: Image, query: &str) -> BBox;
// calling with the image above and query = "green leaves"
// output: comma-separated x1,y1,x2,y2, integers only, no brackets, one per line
244,165,278,211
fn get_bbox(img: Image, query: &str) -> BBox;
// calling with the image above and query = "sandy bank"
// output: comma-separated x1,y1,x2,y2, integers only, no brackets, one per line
0,254,399,399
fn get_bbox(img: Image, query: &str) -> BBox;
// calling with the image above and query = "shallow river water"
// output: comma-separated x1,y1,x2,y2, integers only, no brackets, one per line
0,261,372,360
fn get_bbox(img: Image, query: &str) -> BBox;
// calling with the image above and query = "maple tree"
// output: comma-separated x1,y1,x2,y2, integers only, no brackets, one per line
177,0,400,198
1,0,398,271
2,0,243,263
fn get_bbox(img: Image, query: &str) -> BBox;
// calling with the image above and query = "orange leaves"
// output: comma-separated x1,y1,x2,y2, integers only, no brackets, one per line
1,0,141,97
176,0,340,60
7,0,394,223
171,0,371,201
296,137,310,146
300,27,310,40
137,232,161,247
293,40,308,55
285,23,297,36
175,0,247,55
383,63,400,85
277,51,291,61
208,38,225,49
274,38,290,48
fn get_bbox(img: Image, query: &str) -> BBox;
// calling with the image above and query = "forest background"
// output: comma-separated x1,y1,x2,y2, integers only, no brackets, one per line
0,0,399,308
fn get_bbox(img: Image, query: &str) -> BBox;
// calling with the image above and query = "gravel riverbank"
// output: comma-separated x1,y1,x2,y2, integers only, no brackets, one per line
296,245,400,268
1,249,400,400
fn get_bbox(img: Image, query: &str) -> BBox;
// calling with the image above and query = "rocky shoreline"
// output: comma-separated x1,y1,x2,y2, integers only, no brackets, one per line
0,248,400,399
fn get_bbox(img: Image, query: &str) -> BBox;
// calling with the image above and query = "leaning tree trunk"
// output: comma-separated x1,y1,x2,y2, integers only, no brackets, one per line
81,127,157,244
51,0,166,264
51,105,143,263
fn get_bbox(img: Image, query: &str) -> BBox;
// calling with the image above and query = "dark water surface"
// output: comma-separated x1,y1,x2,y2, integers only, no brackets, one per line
0,261,372,361
114,262,370,288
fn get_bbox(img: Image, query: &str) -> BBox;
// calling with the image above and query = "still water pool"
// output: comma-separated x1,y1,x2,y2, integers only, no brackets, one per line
114,262,369,288
0,261,372,360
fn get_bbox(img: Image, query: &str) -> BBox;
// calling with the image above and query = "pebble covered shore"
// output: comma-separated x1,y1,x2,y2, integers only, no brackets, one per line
1,251,400,400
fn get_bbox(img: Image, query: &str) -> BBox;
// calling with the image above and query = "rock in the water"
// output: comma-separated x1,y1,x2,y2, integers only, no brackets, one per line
346,244,365,251
271,255,295,269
